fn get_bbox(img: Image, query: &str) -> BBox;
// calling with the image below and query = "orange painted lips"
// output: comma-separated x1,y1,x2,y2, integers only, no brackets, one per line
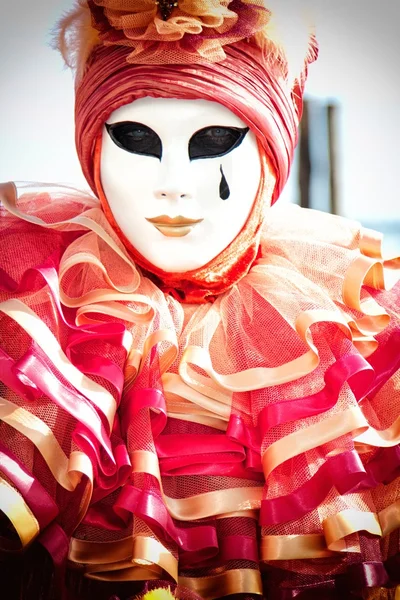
145,215,203,237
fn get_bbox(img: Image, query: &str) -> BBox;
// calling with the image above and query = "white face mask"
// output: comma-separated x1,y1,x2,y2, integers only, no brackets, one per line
100,97,262,272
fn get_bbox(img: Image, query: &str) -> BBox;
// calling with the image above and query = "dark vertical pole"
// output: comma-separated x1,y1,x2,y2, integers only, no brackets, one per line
327,103,339,215
299,100,311,209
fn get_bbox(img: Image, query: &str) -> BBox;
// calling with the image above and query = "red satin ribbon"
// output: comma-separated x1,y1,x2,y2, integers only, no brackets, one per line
114,484,219,561
120,387,167,440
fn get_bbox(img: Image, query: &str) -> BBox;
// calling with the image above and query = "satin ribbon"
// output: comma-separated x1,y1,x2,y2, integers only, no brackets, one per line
162,372,232,420
16,345,115,464
0,298,117,432
0,476,39,548
0,443,59,530
72,535,178,583
262,405,369,480
0,250,131,401
179,568,263,599
129,448,262,520
323,510,381,551
260,450,366,526
114,485,219,559
0,347,40,401
39,522,70,589
261,533,335,560
258,353,374,432
335,562,389,590
121,387,167,440
367,329,400,398
261,500,400,562
0,395,89,491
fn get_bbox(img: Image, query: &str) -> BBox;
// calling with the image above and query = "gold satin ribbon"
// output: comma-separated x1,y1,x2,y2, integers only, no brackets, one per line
179,306,358,394
360,227,384,260
343,256,391,336
162,372,232,419
131,450,262,519
75,297,154,326
124,347,143,387
262,405,369,479
261,502,400,562
70,534,178,580
0,396,91,492
85,565,165,581
166,411,228,431
180,344,319,393
323,510,381,551
179,568,263,600
0,477,39,547
141,329,178,376
0,298,116,431
261,533,335,560
69,536,133,565
362,585,400,600
354,412,400,447
132,535,178,581
378,500,400,537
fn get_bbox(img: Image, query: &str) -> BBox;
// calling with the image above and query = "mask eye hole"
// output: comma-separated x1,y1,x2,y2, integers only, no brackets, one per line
189,126,249,160
105,121,162,159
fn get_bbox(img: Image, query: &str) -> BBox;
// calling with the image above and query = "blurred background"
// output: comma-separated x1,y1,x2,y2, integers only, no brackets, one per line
0,1,399,250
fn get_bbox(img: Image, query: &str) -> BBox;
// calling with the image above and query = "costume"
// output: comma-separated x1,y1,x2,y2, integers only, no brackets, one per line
1,2,400,599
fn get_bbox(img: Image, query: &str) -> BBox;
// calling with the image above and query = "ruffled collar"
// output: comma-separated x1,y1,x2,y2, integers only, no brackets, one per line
2,181,400,582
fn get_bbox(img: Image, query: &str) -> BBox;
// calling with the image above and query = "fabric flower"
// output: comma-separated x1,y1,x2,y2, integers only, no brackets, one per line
88,0,271,63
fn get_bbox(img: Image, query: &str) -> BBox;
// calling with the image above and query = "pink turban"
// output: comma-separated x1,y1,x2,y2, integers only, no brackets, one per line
75,39,315,204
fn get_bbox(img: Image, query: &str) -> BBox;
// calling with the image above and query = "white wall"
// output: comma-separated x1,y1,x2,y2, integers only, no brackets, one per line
1,1,399,222
306,0,400,221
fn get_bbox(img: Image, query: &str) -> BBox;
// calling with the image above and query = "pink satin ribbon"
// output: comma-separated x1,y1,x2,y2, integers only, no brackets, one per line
367,328,400,398
260,450,365,525
0,347,40,401
0,443,59,529
258,353,374,433
1,258,128,400
115,484,219,561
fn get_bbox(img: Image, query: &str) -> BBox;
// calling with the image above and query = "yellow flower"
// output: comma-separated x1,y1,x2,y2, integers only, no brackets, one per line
142,588,176,600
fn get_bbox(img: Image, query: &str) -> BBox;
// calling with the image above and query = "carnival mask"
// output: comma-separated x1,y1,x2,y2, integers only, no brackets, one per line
100,97,263,272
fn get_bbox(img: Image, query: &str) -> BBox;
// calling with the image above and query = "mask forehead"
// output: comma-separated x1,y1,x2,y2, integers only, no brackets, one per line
100,96,266,273
107,97,250,138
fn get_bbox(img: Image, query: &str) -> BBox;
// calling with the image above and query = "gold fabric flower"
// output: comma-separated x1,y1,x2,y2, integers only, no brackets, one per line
89,0,271,63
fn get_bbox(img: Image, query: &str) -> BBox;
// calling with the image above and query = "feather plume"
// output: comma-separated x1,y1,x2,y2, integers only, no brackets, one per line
52,1,100,82
254,0,317,86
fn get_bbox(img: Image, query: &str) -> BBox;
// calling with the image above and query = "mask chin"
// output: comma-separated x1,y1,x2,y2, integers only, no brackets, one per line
98,97,265,273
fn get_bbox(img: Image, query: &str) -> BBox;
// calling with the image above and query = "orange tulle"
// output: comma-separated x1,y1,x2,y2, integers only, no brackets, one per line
88,0,271,64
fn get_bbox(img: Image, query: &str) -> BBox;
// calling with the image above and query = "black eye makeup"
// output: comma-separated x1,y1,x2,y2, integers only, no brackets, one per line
105,122,162,159
189,126,249,160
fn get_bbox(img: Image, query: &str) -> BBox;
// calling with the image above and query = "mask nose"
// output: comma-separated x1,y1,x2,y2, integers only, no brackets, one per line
153,154,194,201
154,188,193,201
